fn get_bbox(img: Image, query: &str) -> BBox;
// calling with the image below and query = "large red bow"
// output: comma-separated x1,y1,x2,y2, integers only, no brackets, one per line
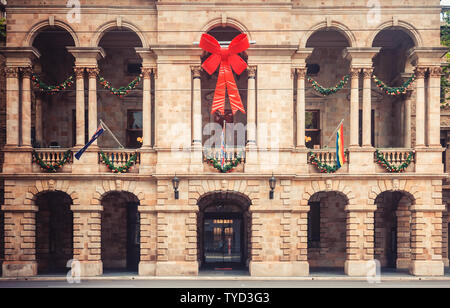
199,33,249,115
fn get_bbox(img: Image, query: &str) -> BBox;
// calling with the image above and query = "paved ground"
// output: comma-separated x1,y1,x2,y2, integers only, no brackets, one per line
0,279,449,288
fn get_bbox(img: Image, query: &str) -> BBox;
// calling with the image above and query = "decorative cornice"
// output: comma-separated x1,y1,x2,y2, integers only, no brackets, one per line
86,67,100,78
20,67,33,78
429,66,443,78
414,66,428,79
350,68,361,78
247,65,257,79
190,65,202,79
73,67,85,79
362,68,374,79
4,67,19,78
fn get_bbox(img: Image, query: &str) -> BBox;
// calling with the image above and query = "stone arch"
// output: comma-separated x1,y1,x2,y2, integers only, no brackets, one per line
188,179,259,210
90,20,148,48
197,190,252,212
200,17,253,41
26,180,80,206
25,19,80,47
367,20,422,48
91,180,145,205
300,180,355,206
368,179,419,206
299,20,357,48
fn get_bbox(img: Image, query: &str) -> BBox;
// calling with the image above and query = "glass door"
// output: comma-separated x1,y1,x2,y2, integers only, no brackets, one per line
204,216,242,264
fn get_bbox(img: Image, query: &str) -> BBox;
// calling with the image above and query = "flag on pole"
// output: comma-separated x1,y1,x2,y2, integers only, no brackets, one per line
336,122,346,169
220,123,226,169
75,124,105,160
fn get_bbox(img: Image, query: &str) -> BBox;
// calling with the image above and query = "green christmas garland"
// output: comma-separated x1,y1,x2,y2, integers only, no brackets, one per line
98,74,142,97
205,156,243,173
307,75,350,96
375,149,414,173
31,73,74,94
373,74,415,96
32,150,72,172
308,152,341,173
100,151,137,173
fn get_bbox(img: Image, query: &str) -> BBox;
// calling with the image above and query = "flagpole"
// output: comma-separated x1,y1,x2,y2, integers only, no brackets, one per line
100,119,125,149
324,118,344,149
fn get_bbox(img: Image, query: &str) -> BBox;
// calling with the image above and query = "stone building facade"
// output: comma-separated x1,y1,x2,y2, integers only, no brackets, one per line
0,0,448,277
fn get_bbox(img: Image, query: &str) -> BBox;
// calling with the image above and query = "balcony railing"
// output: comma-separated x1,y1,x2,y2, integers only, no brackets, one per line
32,148,73,173
99,149,141,173
203,147,246,164
374,148,415,173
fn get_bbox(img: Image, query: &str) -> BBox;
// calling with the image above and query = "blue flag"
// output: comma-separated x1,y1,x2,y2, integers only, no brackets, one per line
75,125,104,160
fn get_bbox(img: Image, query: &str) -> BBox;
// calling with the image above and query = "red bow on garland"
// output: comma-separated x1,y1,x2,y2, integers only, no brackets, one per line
199,33,249,115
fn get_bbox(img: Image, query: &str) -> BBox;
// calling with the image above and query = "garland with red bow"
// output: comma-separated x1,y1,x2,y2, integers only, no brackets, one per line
199,33,249,115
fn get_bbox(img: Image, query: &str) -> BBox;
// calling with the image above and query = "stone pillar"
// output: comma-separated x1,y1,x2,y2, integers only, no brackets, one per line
296,67,307,149
428,67,443,147
344,205,377,276
21,67,33,148
1,205,38,277
190,65,203,172
362,68,373,148
292,206,310,276
409,204,445,276
35,95,43,146
141,67,153,149
442,208,449,267
138,207,157,275
247,65,257,147
74,67,86,147
86,67,99,148
414,67,427,148
72,205,103,277
404,90,412,148
4,67,20,147
349,68,360,148
396,200,412,269
191,65,202,148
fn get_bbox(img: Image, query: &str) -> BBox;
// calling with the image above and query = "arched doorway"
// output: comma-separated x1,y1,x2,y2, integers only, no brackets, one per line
35,191,73,274
32,26,76,148
374,191,414,271
307,191,348,273
197,192,251,272
101,191,140,273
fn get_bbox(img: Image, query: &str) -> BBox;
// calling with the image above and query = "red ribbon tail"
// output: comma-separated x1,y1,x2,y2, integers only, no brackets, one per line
223,64,246,115
211,64,226,115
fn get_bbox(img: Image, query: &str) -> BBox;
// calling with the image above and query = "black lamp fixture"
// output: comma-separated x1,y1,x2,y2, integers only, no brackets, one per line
269,173,276,199
172,174,180,200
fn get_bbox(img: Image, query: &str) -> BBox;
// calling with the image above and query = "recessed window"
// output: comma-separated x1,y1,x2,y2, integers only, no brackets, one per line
306,110,321,149
127,63,142,75
126,110,143,148
307,64,320,75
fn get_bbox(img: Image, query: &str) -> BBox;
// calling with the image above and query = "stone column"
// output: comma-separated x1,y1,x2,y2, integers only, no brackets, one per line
344,204,377,276
20,67,33,148
86,68,99,148
247,65,257,147
74,67,86,147
138,207,157,275
428,67,443,147
141,67,153,149
4,67,20,147
409,204,445,276
296,67,307,149
362,68,373,148
35,95,43,146
71,205,103,276
349,68,360,148
414,67,427,148
1,205,38,277
404,90,412,148
191,65,202,148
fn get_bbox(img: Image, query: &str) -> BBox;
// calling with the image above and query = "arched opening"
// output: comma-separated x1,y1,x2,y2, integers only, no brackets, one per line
101,191,140,273
35,191,73,274
32,26,76,148
374,191,414,272
197,192,251,273
201,26,248,151
372,28,416,148
307,191,348,273
97,28,147,149
303,30,351,149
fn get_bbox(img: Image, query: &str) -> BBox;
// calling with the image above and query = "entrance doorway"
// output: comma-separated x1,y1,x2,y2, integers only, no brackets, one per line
203,213,243,266
197,192,251,272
